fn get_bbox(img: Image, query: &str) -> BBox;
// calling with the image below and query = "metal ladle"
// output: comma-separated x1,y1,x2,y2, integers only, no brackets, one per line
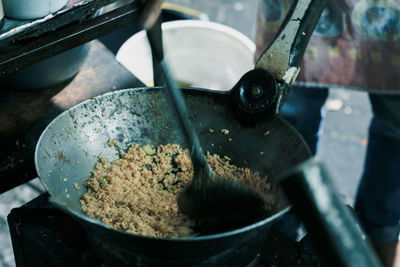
146,18,269,232
146,0,327,232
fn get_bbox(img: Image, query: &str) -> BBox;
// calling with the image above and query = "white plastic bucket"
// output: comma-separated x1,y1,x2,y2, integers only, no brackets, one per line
116,20,255,91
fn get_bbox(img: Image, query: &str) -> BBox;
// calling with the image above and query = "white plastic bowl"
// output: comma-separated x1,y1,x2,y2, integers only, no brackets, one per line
116,20,255,91
3,0,68,20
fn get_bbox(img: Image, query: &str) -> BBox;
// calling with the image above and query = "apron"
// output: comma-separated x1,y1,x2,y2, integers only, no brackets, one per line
256,0,400,94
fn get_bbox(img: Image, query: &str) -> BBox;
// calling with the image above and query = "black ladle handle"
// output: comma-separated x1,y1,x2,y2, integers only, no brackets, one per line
255,0,326,84
146,18,214,182
147,15,165,86
278,158,382,267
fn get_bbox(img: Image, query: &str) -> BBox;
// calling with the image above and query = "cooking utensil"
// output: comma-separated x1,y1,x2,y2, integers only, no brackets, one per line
146,17,268,229
35,87,310,266
34,0,326,265
172,0,327,227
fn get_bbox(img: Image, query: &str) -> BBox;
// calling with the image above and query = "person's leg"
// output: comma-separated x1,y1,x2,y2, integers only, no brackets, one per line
274,85,329,240
354,94,400,266
280,85,329,155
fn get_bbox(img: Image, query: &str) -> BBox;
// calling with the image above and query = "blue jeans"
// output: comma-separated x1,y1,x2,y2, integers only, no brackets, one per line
280,85,400,242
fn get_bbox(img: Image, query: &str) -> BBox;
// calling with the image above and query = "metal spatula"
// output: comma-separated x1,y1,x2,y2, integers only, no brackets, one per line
146,17,269,233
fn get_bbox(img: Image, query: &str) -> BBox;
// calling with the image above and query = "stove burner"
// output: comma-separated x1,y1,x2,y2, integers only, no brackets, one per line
7,194,321,267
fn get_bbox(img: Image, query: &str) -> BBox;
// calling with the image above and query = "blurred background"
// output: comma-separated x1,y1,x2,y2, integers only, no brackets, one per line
0,0,372,266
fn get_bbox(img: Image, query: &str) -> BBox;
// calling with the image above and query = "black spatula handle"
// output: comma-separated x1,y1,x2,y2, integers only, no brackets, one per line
146,17,214,183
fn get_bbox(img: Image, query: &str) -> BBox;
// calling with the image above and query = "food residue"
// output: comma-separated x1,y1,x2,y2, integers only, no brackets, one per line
73,183,80,190
221,129,229,135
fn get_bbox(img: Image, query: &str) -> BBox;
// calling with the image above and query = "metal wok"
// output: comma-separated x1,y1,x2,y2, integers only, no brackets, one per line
35,87,311,266
34,0,328,264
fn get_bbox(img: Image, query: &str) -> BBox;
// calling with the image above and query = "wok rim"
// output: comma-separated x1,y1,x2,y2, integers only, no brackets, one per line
35,87,293,242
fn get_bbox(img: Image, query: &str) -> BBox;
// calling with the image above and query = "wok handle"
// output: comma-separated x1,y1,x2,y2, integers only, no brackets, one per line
230,0,326,115
255,0,326,85
277,158,382,267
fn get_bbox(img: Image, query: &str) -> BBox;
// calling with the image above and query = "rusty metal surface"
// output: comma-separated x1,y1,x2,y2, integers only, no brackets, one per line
0,40,143,194
0,0,118,44
0,0,141,77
